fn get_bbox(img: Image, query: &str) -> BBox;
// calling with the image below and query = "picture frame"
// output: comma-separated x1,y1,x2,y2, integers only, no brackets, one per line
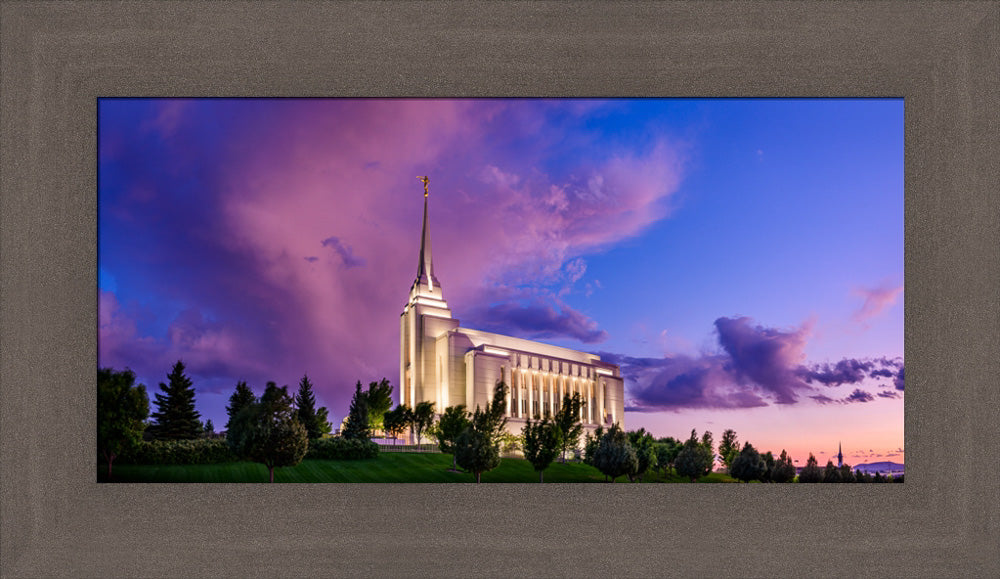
2,1,997,576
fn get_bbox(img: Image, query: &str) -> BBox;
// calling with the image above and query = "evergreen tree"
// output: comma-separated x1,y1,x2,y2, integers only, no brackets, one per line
293,374,323,439
675,429,712,482
454,381,508,482
365,378,394,433
203,419,215,438
434,405,470,470
730,442,766,483
225,380,256,432
411,400,436,445
823,460,842,483
553,392,585,463
227,382,308,482
771,450,797,483
591,423,638,482
149,360,202,440
798,453,823,483
700,430,716,474
626,428,657,482
760,450,775,482
522,417,563,482
97,367,149,478
315,406,333,438
839,463,856,483
718,429,740,472
342,381,371,441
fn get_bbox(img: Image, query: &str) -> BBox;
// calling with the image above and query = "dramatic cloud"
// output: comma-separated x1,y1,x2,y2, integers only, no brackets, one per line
799,356,903,387
619,316,903,411
714,316,811,404
467,299,608,344
877,390,901,399
852,283,903,323
98,99,685,414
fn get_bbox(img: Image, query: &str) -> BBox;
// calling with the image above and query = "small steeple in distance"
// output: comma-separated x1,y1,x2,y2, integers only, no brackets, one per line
837,442,843,468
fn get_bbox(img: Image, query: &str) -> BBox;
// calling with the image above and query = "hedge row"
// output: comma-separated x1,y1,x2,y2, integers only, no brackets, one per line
113,436,379,465
305,437,380,460
117,438,238,465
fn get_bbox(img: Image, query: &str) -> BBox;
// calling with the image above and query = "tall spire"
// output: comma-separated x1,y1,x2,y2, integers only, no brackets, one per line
838,442,843,468
415,176,437,291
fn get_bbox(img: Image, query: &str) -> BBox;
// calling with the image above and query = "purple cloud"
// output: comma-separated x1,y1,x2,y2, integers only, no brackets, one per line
877,390,901,399
614,316,903,411
321,236,366,268
714,316,811,404
467,299,608,344
844,389,874,403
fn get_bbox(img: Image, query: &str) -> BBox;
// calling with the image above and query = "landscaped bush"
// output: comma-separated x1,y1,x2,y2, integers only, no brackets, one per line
117,438,238,465
305,437,379,460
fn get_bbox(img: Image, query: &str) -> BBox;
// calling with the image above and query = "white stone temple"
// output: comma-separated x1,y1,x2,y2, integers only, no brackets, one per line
399,177,625,437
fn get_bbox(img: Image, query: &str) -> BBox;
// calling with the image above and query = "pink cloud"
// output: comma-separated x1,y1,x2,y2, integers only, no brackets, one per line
99,100,687,414
852,283,902,323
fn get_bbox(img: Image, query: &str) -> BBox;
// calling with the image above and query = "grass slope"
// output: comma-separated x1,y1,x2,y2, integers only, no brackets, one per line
100,452,738,483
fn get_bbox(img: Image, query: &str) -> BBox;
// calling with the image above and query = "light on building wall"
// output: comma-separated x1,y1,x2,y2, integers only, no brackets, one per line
413,296,449,308
595,368,613,376
483,346,510,356
421,311,452,320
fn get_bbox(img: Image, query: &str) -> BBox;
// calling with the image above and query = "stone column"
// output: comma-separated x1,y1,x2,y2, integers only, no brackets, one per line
503,366,511,417
527,372,534,419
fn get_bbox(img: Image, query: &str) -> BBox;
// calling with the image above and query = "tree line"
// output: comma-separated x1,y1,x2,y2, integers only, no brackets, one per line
99,363,900,483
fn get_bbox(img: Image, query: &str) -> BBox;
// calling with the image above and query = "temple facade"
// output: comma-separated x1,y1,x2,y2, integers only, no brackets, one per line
400,178,625,438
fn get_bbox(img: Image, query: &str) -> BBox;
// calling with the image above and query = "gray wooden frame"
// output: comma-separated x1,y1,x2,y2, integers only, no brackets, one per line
2,2,998,576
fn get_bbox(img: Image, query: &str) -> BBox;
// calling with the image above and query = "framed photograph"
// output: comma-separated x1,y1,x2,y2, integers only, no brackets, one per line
3,2,998,577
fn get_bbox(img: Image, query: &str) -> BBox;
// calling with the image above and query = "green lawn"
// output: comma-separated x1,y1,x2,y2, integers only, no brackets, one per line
99,452,739,483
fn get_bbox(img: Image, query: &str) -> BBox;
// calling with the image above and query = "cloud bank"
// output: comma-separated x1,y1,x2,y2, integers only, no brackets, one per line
617,316,904,411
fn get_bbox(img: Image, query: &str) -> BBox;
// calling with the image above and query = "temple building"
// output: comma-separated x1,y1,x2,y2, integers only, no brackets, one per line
399,177,625,438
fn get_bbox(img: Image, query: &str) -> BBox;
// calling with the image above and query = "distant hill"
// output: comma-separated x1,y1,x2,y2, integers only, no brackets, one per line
854,461,904,475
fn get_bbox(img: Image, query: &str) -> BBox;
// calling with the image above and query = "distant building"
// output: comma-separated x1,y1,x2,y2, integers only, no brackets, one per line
399,178,625,438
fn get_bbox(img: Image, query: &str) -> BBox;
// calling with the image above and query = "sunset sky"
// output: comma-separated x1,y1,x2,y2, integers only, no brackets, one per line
98,98,904,466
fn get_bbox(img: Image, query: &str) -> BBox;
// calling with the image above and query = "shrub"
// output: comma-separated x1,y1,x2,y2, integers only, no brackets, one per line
305,436,379,460
117,438,237,465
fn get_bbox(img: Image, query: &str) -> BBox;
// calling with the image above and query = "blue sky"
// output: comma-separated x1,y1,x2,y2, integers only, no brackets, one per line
99,98,903,464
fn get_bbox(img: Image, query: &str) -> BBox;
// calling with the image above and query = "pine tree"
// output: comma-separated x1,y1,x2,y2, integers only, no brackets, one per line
823,460,842,483
591,423,638,482
700,430,715,475
225,380,256,432
294,374,322,439
149,360,202,440
718,429,740,472
342,381,371,441
798,453,823,483
730,442,766,482
675,429,711,482
771,449,797,483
